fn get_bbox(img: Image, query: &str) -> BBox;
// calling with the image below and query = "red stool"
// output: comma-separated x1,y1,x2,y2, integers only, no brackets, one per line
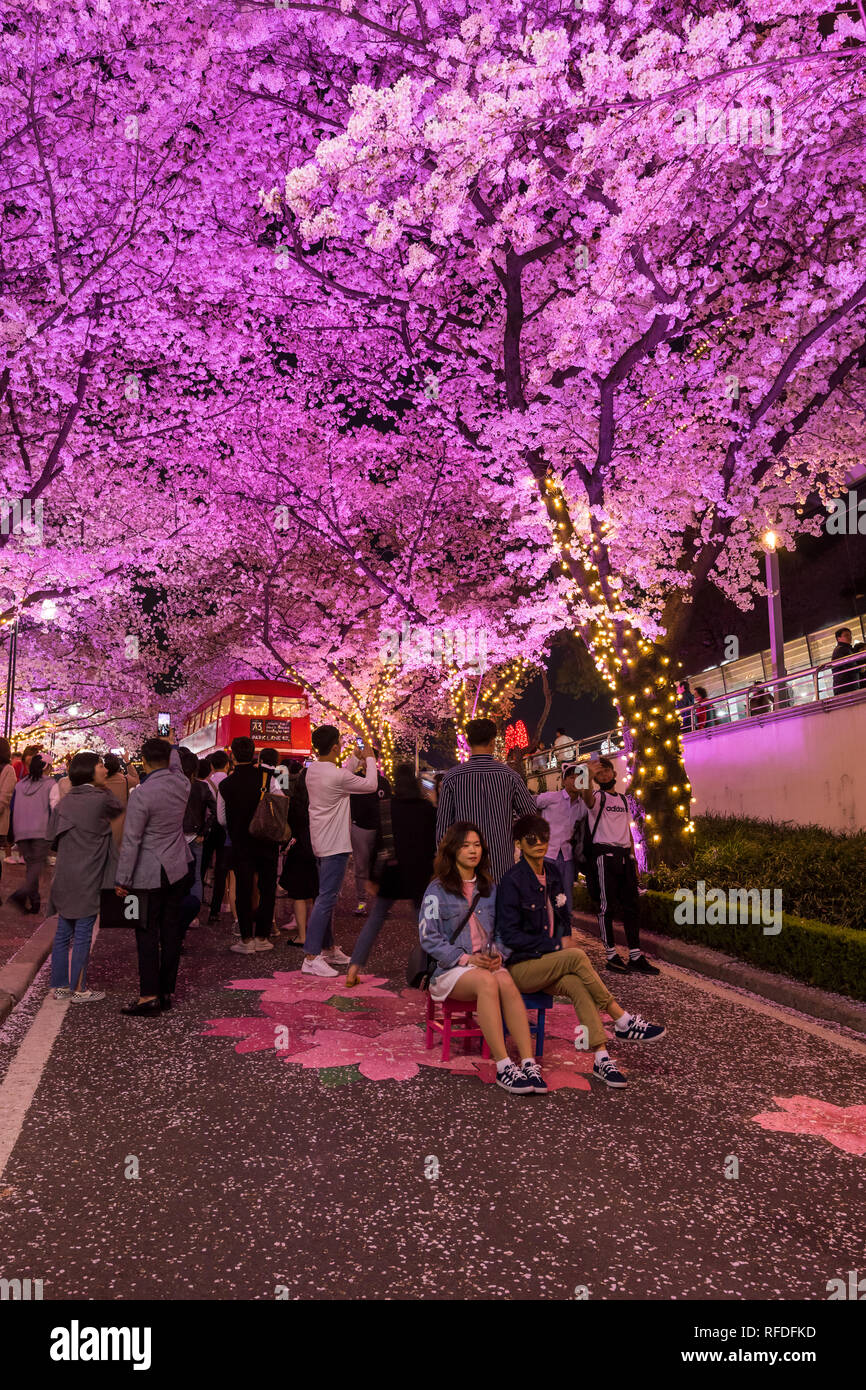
425,993,491,1062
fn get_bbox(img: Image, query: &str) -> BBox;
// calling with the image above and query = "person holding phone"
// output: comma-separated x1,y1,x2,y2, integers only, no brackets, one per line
301,726,379,976
419,821,546,1096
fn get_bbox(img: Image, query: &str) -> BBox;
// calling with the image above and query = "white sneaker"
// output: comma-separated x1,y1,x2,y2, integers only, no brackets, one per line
301,955,338,978
323,946,351,965
230,939,257,954
253,938,274,951
52,987,71,1000
70,989,105,1003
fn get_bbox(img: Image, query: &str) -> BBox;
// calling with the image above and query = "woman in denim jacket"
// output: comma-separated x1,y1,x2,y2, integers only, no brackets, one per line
418,821,547,1096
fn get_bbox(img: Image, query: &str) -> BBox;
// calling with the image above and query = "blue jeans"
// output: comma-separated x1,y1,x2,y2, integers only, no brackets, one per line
304,853,350,957
556,852,575,923
50,914,98,991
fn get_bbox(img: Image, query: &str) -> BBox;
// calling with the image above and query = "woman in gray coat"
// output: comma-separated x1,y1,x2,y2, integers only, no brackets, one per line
48,753,123,1002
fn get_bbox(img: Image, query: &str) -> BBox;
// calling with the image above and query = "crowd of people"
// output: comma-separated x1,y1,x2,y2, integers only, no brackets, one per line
0,716,666,1096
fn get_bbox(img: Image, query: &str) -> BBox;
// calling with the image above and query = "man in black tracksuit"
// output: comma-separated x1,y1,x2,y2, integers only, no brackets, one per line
580,758,659,977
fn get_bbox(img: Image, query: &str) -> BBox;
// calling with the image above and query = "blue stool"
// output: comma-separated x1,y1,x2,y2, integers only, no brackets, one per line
502,991,554,1059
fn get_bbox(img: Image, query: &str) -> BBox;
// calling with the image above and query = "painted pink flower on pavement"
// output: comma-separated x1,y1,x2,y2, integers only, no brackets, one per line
203,974,597,1091
750,1096,866,1157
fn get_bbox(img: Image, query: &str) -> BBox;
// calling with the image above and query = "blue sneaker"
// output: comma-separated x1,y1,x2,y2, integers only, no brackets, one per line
614,1013,666,1042
495,1061,535,1096
521,1060,549,1094
592,1056,627,1088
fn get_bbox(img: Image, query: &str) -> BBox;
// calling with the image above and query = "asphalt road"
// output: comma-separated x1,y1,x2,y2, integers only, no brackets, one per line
0,885,863,1302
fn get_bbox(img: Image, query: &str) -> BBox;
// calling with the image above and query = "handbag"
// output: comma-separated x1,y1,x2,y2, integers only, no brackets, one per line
249,769,291,843
406,890,481,991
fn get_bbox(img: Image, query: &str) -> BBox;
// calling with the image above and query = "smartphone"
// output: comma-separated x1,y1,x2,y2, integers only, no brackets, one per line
157,712,171,737
355,738,364,751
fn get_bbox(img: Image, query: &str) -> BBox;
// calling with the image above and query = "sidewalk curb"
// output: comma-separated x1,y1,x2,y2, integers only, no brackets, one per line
0,916,57,1028
572,911,866,1035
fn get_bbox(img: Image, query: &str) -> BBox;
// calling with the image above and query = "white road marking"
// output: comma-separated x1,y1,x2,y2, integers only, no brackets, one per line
0,978,68,1180
0,922,102,1180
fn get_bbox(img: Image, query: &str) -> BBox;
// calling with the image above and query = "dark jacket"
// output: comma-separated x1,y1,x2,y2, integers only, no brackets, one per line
218,763,280,852
184,779,216,837
494,856,572,966
372,795,436,903
831,641,865,694
350,772,391,829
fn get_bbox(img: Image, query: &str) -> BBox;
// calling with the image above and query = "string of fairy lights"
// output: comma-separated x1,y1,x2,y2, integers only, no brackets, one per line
282,661,397,776
540,471,696,846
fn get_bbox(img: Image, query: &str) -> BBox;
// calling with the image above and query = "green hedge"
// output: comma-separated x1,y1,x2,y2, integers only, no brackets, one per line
651,814,866,932
573,884,866,1002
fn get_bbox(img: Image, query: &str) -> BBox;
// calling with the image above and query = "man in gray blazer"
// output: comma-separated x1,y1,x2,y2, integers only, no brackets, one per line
115,735,191,1016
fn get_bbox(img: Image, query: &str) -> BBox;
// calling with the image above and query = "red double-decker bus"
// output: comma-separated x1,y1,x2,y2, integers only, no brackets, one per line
180,680,311,761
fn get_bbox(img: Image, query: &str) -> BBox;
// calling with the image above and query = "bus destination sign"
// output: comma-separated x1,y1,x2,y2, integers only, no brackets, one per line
249,718,294,740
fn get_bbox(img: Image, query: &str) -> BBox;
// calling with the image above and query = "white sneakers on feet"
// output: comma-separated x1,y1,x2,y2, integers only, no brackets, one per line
52,987,71,1000
301,955,339,978
230,939,257,954
70,989,105,1003
323,946,351,965
253,938,274,951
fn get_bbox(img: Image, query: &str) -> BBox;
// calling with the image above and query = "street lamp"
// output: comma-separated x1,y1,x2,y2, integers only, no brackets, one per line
762,530,786,683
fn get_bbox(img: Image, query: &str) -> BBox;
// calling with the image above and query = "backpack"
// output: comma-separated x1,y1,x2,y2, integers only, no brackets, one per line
249,768,291,843
571,792,607,875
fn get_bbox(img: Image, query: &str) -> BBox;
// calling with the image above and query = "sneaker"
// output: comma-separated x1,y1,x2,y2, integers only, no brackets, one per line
301,955,339,978
253,938,274,951
521,1060,549,1094
495,1061,535,1096
323,946,351,965
70,989,105,1004
628,953,660,976
52,987,71,1000
230,939,257,954
604,954,631,974
353,902,366,916
614,1012,666,1042
592,1057,627,1088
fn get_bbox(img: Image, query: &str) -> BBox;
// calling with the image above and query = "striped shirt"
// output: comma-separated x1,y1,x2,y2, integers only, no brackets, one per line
435,754,537,883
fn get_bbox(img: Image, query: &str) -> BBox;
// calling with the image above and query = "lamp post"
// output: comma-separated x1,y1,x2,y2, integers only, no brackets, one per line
763,531,786,683
3,614,19,740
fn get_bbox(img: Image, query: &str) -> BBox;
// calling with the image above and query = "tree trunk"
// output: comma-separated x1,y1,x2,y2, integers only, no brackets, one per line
609,636,694,869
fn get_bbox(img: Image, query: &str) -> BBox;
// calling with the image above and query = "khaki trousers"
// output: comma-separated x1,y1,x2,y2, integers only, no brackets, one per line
507,948,622,1050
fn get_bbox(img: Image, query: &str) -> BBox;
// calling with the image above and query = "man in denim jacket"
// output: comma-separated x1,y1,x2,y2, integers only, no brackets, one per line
495,815,666,1089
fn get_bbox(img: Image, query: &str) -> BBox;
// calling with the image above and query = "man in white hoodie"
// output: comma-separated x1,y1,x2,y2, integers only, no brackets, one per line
302,724,378,977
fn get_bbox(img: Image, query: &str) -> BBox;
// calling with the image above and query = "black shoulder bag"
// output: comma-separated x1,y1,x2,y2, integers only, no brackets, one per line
406,890,481,991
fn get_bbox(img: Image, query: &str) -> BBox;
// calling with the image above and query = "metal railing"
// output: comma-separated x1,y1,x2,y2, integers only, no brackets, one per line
523,650,866,779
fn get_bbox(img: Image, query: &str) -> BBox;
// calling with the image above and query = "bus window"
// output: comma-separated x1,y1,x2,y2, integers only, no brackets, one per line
234,694,270,717
271,697,305,718
220,697,231,718
207,702,218,725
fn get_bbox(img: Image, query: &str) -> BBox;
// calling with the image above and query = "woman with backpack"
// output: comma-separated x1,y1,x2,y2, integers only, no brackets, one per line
418,821,546,1096
345,763,436,987
7,754,59,914
278,760,318,946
